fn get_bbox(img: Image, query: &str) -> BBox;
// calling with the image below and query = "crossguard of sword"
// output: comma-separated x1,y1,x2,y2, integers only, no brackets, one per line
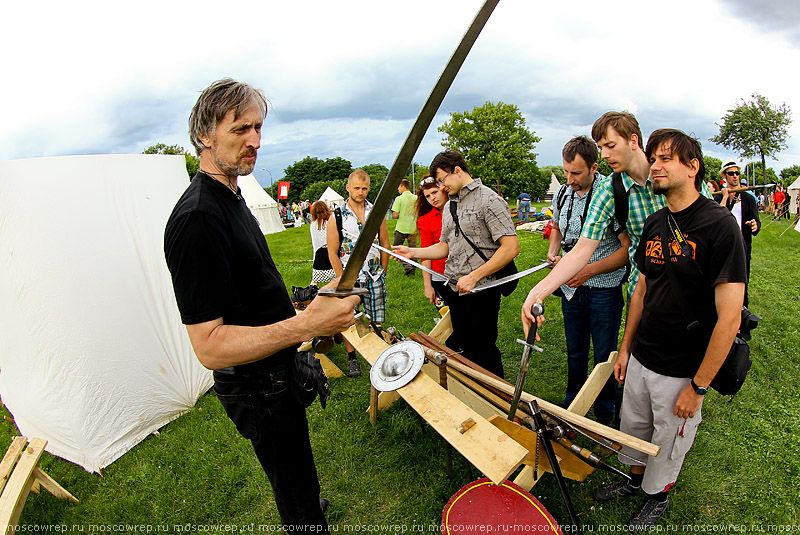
318,287,369,297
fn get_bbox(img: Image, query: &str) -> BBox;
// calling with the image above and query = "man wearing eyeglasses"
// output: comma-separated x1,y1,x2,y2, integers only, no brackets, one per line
393,150,519,377
718,160,759,306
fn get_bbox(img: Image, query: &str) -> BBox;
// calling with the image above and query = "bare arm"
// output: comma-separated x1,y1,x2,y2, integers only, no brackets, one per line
379,220,390,271
422,260,436,303
457,234,520,293
566,231,631,288
185,290,360,370
547,223,563,264
615,272,646,383
521,236,600,332
393,241,449,261
327,213,343,276
674,282,745,419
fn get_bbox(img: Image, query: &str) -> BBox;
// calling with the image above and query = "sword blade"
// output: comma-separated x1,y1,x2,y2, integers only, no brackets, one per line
367,241,451,284
330,0,501,293
470,261,552,293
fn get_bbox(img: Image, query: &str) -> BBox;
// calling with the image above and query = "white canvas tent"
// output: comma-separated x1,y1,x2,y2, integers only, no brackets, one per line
788,176,800,215
238,174,285,234
544,172,561,202
0,154,213,473
319,186,345,208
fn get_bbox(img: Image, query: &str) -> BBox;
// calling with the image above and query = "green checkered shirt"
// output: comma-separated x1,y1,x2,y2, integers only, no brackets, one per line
581,172,711,299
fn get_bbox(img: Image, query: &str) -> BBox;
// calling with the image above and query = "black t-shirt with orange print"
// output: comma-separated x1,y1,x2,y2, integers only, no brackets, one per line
631,195,747,378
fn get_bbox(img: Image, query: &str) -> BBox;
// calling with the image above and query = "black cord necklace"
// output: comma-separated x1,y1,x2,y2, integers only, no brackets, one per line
201,169,239,197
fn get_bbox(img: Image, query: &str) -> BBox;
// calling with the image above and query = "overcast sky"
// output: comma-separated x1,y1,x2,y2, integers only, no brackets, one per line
3,0,800,187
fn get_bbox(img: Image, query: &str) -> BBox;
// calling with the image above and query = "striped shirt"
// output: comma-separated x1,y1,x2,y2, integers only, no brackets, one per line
552,175,625,300
581,172,711,299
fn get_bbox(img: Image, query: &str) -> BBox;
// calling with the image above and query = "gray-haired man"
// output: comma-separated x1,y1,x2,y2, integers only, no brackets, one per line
165,78,358,532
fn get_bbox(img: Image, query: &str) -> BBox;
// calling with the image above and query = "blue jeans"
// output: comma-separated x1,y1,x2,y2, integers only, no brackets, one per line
561,285,623,422
518,200,531,222
214,362,329,533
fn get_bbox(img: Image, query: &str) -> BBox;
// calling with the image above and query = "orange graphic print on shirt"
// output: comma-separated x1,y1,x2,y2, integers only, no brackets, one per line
645,234,696,265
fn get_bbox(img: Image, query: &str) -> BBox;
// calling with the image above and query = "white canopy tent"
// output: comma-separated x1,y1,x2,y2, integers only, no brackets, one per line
0,154,213,472
788,176,800,215
318,186,345,208
238,174,285,234
544,172,561,202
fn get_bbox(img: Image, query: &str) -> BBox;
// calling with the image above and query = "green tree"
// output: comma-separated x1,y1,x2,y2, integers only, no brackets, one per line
438,101,545,198
540,165,565,185
709,93,792,186
142,143,199,179
283,156,353,202
743,162,778,186
703,155,722,185
597,156,613,178
779,164,800,185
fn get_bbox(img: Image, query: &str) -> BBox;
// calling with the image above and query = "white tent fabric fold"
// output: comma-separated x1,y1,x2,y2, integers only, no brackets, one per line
238,174,285,234
0,154,213,472
318,186,345,208
544,172,561,201
788,176,800,215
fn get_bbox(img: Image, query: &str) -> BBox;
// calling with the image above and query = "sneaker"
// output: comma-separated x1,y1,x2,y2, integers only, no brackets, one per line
347,359,361,378
319,497,331,514
593,479,640,502
627,495,670,529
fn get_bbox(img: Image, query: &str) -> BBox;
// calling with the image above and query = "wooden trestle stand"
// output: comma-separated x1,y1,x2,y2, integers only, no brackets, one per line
324,310,659,490
0,437,78,533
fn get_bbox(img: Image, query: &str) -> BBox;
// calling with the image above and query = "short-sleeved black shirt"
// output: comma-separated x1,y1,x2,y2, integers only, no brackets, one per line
164,172,296,367
631,196,747,378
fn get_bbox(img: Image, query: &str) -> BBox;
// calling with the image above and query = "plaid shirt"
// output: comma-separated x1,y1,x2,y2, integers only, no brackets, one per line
552,175,625,300
581,172,711,299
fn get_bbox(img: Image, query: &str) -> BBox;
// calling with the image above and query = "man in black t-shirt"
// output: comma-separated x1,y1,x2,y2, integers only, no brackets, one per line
164,79,358,533
593,130,746,529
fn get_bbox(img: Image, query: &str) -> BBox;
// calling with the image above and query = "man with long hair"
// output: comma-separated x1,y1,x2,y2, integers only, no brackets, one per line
164,78,358,533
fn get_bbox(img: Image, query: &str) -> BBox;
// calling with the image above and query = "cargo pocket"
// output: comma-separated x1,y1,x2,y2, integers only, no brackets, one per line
669,415,702,461
214,390,260,441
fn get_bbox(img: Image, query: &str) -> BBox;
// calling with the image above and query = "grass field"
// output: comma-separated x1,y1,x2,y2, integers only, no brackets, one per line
6,209,800,530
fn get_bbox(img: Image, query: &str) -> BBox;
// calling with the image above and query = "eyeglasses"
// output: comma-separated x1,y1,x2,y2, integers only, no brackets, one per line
435,171,454,185
725,171,740,177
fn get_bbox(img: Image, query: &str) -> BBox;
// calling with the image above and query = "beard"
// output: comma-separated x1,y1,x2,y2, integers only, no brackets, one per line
211,150,257,177
653,183,668,195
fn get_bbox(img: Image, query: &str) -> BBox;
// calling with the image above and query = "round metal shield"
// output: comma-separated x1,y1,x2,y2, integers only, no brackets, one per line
369,341,425,392
442,478,563,534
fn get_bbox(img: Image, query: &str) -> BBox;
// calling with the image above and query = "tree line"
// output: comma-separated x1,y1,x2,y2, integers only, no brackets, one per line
142,92,797,200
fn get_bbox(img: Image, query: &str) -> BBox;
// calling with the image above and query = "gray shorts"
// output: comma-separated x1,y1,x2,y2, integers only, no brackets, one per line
618,355,704,494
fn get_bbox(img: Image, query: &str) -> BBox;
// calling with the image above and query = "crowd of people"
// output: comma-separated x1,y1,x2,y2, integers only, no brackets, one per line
164,78,777,532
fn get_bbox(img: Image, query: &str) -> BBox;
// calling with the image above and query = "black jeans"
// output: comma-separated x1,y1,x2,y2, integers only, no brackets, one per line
438,284,504,378
213,364,328,534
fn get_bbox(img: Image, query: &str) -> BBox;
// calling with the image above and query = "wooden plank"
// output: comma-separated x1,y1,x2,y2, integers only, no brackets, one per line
513,465,540,490
567,351,617,417
342,326,528,484
31,467,78,503
315,353,343,379
0,438,27,496
488,416,593,482
445,359,660,457
369,386,379,425
427,310,453,344
0,438,47,533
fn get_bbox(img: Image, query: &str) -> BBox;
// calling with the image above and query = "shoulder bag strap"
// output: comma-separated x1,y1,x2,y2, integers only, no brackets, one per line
450,200,489,262
659,212,699,331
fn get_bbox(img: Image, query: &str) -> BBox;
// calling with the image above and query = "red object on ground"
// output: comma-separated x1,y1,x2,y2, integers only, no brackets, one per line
442,478,563,534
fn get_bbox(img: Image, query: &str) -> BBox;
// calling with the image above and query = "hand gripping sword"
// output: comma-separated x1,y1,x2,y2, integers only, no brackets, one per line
318,0,501,298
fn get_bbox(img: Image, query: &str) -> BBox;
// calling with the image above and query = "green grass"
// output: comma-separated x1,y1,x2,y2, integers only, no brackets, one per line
6,214,799,529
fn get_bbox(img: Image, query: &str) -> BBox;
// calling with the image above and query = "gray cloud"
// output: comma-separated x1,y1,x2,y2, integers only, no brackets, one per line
724,0,800,45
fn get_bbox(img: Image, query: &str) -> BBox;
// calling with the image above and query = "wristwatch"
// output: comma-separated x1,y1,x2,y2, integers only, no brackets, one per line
690,379,708,396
